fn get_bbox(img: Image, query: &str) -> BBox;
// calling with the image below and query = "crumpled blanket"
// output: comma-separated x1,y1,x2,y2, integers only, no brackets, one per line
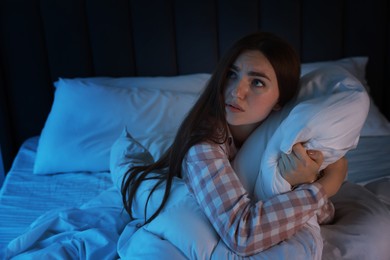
6,177,390,259
5,131,323,259
109,129,324,259
5,187,128,260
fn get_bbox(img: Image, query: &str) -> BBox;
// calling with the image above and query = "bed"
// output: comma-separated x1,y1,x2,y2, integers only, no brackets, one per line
1,1,390,259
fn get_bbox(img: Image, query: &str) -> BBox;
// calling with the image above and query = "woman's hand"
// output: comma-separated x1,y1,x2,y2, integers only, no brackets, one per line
316,157,348,198
279,143,324,187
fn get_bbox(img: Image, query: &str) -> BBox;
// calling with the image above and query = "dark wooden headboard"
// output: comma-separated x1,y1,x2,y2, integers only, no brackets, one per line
0,0,389,173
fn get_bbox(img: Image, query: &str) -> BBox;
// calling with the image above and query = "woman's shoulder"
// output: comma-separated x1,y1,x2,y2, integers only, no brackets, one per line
185,141,230,162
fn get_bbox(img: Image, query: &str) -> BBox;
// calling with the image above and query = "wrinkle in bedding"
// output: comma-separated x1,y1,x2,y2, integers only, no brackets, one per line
0,137,113,257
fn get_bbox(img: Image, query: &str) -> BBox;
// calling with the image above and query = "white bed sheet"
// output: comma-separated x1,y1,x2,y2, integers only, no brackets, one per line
0,137,113,256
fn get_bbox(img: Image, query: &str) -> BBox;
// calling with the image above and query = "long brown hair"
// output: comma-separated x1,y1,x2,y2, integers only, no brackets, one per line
121,32,301,224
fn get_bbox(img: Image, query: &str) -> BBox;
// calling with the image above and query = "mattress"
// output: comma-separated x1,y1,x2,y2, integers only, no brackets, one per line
345,136,390,184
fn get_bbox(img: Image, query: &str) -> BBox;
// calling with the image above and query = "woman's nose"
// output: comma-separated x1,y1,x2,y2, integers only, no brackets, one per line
231,80,247,99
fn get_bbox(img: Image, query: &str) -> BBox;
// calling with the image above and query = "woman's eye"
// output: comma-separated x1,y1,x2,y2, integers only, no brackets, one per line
226,70,237,79
252,79,264,88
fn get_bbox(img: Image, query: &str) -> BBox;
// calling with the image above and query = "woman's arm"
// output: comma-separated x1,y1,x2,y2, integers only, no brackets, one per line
183,142,330,256
279,143,347,198
309,158,347,224
316,157,348,198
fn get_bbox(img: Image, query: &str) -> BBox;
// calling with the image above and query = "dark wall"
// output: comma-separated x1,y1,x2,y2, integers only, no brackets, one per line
0,0,389,173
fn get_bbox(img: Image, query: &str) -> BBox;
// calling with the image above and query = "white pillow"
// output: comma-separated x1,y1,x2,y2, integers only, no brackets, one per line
34,74,210,174
58,73,210,94
301,57,369,89
302,57,390,136
233,66,370,199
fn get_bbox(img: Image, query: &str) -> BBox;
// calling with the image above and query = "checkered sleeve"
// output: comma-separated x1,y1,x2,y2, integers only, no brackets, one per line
316,200,335,224
183,142,330,256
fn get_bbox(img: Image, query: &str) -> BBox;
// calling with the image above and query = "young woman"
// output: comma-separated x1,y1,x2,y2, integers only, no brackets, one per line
120,32,347,256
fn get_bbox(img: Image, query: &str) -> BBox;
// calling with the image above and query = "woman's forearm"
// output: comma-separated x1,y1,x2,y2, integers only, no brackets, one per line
316,157,348,198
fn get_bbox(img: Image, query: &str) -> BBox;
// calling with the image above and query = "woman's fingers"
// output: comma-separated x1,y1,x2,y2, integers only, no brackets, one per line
292,143,324,168
279,143,324,186
279,153,297,185
281,152,295,172
292,143,306,160
307,149,324,166
278,154,287,179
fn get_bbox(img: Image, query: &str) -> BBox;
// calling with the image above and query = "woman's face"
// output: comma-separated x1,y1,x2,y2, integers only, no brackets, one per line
224,50,280,128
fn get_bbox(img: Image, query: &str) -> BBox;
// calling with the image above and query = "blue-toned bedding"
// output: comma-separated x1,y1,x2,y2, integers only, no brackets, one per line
1,134,390,259
0,137,113,256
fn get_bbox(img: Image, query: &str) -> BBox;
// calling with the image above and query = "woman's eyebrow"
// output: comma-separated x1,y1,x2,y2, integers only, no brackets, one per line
230,64,270,80
248,71,270,80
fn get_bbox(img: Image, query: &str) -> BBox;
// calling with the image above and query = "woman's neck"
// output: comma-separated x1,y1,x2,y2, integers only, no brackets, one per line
228,123,260,148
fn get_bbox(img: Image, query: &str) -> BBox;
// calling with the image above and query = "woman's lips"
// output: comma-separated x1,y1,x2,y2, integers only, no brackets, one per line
226,103,244,112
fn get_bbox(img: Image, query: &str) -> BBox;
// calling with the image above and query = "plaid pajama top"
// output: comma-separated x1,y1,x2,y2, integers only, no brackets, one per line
182,139,334,256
